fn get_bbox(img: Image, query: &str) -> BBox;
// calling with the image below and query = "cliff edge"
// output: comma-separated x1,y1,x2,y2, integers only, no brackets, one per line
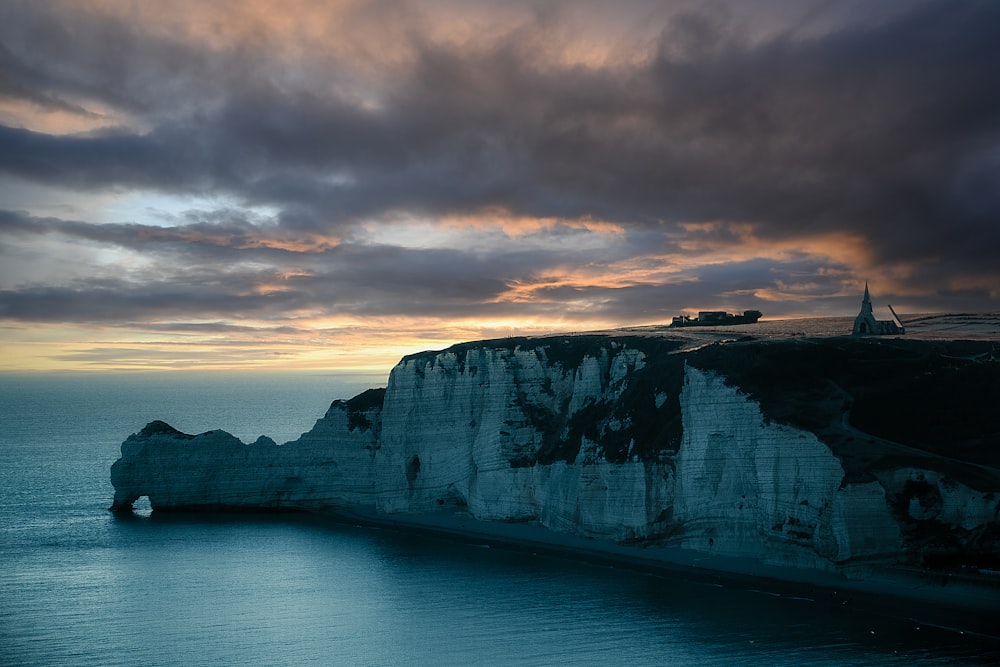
110,334,1000,600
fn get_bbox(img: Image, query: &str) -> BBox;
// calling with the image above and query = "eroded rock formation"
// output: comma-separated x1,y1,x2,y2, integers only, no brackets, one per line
110,335,1000,577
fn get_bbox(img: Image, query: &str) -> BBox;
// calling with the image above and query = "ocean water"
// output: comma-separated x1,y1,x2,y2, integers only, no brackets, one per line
2,371,999,666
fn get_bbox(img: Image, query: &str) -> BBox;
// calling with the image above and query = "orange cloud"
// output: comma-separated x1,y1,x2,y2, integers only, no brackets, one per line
463,213,625,239
676,222,873,268
0,96,124,136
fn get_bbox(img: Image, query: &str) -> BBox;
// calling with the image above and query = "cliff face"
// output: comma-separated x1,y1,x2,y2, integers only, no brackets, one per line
373,340,676,542
110,335,1000,575
673,365,901,568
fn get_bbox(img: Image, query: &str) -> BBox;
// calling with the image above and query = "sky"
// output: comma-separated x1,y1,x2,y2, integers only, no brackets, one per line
1,0,998,373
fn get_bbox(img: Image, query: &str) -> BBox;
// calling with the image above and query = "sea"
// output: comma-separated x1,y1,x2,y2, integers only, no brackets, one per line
3,356,1000,664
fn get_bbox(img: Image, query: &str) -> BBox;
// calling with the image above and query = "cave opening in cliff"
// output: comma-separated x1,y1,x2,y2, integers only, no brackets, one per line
133,495,152,516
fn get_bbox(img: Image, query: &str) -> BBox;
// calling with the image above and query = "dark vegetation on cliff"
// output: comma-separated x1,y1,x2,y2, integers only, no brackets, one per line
501,334,1000,479
330,387,386,431
687,337,1000,490
551,337,689,465
887,477,1000,570
404,335,689,465
403,335,637,378
513,336,690,465
400,333,999,496
465,333,998,568
684,336,1000,569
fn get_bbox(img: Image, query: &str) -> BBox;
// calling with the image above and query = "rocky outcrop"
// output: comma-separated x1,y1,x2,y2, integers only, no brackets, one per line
110,335,1000,578
111,389,384,510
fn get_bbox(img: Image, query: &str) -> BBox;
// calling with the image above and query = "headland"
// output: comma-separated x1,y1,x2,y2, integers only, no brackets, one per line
109,314,1000,623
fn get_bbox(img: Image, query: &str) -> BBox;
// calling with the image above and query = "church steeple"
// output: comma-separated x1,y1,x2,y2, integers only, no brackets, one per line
853,281,900,335
860,281,873,315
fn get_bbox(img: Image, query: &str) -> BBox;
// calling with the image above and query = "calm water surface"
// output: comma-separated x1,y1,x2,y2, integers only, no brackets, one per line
2,371,998,666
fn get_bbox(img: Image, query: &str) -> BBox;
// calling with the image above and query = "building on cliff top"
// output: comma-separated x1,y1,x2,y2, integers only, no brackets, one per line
853,282,904,335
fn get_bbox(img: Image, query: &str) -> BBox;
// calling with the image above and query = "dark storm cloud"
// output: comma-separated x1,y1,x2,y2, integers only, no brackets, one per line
1,0,999,328
0,1,232,118
0,208,301,259
4,1,999,249
0,209,574,321
0,260,509,323
0,282,274,322
1,207,551,285
0,42,102,118
0,3,994,225
0,206,850,323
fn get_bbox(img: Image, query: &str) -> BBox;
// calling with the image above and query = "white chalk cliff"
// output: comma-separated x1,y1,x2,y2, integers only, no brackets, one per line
111,335,1000,578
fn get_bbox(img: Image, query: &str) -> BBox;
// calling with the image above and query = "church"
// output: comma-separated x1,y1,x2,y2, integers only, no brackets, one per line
852,282,904,335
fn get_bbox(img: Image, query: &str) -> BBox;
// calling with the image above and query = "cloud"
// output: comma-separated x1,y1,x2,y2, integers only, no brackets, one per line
0,0,998,371
3,3,998,238
0,207,854,327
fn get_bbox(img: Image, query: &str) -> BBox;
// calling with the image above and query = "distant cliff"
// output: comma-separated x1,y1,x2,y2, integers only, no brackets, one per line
111,334,1000,578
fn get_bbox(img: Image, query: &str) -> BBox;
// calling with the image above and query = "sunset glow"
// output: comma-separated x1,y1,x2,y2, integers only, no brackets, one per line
2,0,998,372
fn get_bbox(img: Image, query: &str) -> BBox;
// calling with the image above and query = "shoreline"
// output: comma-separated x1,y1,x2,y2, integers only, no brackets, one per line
317,505,1000,637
